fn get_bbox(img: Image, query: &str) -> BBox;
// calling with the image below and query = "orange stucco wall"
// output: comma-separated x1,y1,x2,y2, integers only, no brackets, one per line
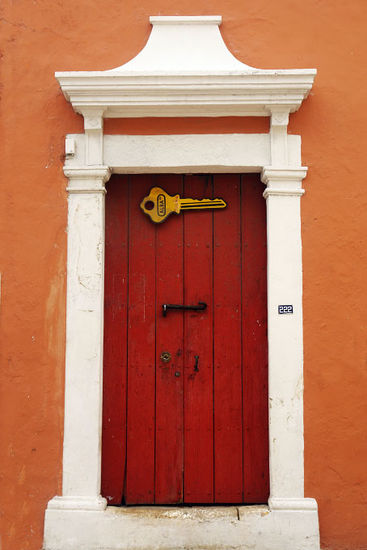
0,1,366,549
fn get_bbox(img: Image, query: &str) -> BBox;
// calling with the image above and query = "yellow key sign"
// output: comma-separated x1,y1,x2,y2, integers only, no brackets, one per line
140,187,227,224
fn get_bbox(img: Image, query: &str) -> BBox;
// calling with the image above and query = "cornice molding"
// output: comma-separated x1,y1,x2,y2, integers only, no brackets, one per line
150,15,223,25
262,167,308,198
261,167,308,183
263,188,305,198
64,166,111,193
55,16,316,119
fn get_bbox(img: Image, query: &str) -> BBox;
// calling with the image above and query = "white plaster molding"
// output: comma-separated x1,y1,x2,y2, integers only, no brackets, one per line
262,167,308,197
261,166,307,504
269,110,290,127
47,495,107,511
44,505,320,550
263,188,305,197
84,115,104,130
45,14,319,550
268,108,291,166
58,165,111,513
261,167,308,182
63,133,304,173
82,110,105,165
55,16,316,119
268,498,318,511
64,166,111,193
150,15,223,24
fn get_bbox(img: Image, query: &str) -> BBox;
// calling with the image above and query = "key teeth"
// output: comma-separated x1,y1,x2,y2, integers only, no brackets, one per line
180,197,227,210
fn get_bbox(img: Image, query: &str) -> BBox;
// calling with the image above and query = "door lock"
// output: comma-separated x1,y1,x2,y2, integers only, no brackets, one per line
160,351,172,363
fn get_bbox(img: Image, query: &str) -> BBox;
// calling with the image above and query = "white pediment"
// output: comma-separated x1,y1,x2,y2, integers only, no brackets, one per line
55,16,316,118
111,16,254,73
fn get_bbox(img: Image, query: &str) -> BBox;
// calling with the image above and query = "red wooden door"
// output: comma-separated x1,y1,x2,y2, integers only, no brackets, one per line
102,174,269,505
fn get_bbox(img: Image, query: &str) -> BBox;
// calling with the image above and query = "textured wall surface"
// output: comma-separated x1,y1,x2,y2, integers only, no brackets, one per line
0,1,366,549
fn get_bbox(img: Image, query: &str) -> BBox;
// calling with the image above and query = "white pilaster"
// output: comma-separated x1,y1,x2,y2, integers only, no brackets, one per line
47,166,110,512
268,108,290,166
83,110,104,165
261,167,315,513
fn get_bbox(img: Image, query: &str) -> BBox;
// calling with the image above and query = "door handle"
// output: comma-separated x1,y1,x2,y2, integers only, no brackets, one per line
162,301,207,317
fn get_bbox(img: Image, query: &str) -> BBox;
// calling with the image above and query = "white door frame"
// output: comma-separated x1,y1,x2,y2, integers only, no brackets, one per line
44,16,320,550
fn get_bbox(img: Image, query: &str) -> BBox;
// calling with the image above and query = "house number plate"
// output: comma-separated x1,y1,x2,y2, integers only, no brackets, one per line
278,305,293,314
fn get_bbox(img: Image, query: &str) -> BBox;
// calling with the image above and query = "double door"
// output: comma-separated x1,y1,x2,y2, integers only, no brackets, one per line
102,174,268,505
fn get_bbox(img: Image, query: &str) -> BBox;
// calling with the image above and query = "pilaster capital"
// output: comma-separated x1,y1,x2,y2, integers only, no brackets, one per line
81,109,105,131
266,107,290,128
261,166,308,198
64,166,111,194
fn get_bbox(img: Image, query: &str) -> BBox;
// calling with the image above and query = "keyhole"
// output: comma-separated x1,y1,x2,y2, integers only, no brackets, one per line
160,351,172,363
194,355,199,372
144,201,154,211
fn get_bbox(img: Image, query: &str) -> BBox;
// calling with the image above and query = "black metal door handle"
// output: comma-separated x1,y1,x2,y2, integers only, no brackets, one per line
162,301,207,317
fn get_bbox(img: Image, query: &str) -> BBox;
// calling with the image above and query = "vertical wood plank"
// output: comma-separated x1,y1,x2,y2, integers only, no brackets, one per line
213,174,243,503
101,175,129,505
125,175,156,504
155,174,184,504
242,174,269,503
183,175,214,503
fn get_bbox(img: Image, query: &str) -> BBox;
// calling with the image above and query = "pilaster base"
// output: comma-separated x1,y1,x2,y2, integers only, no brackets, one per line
43,504,320,550
47,495,107,511
268,497,318,511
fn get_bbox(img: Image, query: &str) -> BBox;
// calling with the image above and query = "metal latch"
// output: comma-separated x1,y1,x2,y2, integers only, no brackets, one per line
162,301,207,317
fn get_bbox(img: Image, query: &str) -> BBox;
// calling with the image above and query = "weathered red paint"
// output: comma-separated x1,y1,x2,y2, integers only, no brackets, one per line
126,176,157,504
154,174,185,504
101,177,129,505
242,175,269,502
102,174,268,504
183,175,214,503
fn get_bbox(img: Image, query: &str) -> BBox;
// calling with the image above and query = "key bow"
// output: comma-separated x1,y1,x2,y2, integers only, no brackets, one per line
140,187,180,224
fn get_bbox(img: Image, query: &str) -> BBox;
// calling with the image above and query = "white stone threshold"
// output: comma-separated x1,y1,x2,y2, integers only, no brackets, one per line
44,503,320,550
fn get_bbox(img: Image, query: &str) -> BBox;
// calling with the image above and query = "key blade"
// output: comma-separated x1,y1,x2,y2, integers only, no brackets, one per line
180,198,227,210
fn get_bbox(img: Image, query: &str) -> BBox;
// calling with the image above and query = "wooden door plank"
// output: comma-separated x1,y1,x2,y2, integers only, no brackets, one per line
155,174,184,504
183,175,214,503
125,175,156,504
242,174,269,503
213,174,243,503
101,175,129,505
